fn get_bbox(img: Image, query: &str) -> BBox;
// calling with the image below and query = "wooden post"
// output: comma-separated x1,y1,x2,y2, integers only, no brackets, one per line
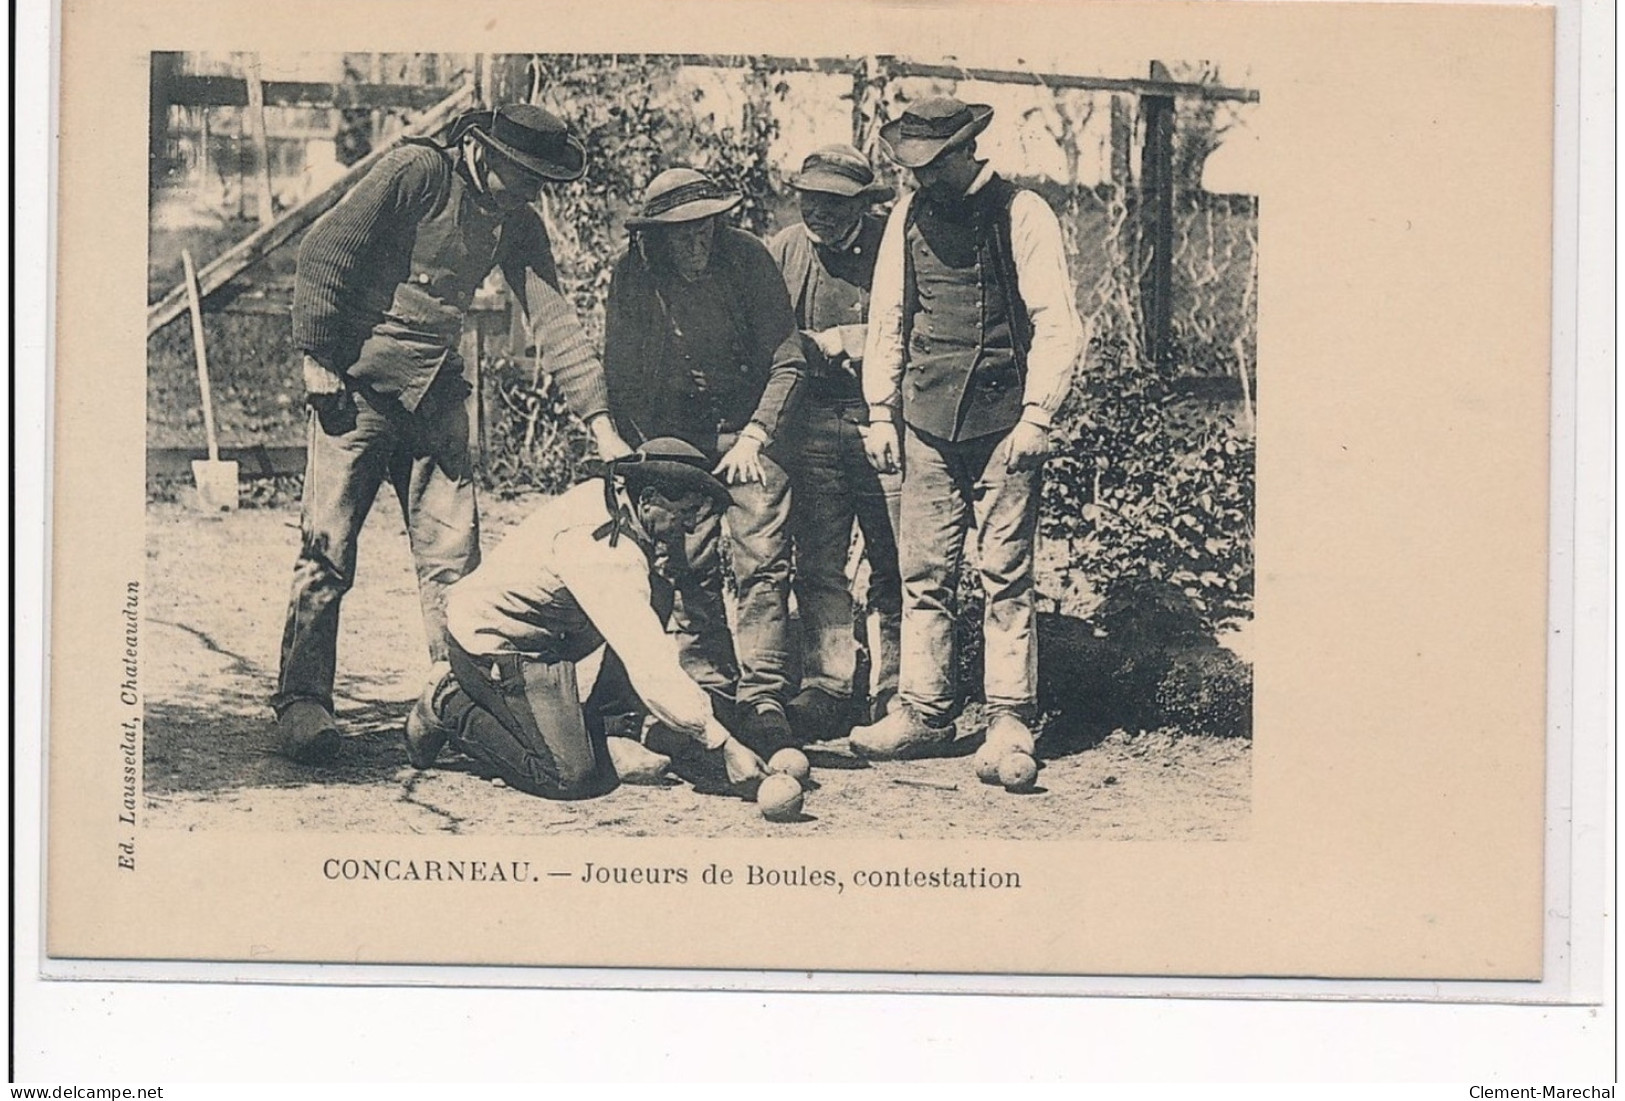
1138,65,1176,370
198,107,211,198
149,52,181,189
368,53,385,150
1109,94,1132,189
849,56,867,146
461,325,484,476
242,55,276,223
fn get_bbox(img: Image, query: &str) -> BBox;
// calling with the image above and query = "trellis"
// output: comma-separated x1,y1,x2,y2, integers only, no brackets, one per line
146,52,1258,474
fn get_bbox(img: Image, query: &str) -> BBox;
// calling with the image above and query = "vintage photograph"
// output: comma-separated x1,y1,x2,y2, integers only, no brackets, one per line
140,50,1258,840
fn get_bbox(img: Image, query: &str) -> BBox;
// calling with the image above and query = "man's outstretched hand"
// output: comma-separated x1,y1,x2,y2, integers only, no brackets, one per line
718,736,768,799
714,433,766,485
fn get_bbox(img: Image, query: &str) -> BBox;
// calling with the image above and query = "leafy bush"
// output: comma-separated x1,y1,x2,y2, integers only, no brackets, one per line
1044,335,1255,636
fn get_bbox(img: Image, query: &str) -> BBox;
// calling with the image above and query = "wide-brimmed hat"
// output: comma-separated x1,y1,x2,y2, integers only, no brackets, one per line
790,145,895,202
614,437,732,511
466,104,586,183
625,168,742,229
878,96,995,169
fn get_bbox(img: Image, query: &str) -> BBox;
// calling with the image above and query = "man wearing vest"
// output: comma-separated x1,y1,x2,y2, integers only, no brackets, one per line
603,168,806,755
852,97,1086,763
766,145,904,741
403,438,770,800
274,104,634,764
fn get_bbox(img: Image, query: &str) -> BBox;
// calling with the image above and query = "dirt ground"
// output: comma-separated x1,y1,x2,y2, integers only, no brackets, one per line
143,491,1251,840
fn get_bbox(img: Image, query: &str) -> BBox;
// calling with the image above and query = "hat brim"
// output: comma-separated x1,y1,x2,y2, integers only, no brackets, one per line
632,459,733,511
470,128,587,183
878,104,994,169
625,194,742,229
790,171,895,203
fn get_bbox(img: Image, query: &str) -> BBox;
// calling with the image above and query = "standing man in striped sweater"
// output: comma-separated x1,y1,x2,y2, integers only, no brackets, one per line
273,104,632,764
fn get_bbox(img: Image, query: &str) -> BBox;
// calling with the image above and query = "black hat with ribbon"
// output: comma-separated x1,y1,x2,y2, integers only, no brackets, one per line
460,104,586,183
878,96,995,169
625,167,743,229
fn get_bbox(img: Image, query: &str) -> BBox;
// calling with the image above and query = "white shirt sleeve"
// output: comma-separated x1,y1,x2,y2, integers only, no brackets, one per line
551,530,717,745
1008,189,1087,428
861,196,913,421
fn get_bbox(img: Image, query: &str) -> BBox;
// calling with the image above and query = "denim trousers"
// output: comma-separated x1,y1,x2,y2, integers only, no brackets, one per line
668,449,793,712
272,383,479,714
899,422,1042,722
784,401,902,706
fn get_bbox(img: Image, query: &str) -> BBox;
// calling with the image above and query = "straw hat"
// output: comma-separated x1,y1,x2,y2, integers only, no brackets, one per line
625,168,743,228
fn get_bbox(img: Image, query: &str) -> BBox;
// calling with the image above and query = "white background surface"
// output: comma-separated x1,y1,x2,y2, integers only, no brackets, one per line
9,0,1615,1084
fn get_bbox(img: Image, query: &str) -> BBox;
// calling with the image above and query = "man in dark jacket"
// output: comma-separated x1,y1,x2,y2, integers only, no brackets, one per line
767,145,903,741
603,167,805,753
273,104,632,763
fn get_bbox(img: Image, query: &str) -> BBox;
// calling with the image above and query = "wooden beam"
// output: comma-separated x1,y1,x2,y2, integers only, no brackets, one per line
169,57,1259,109
147,78,477,337
168,75,457,110
659,53,1258,102
887,58,1258,102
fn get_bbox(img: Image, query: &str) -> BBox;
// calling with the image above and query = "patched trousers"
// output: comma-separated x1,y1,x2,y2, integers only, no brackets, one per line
435,638,625,800
785,400,902,709
668,447,794,712
272,381,478,715
898,422,1042,723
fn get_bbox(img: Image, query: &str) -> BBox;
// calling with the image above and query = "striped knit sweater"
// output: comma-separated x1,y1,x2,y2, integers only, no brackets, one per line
292,142,609,419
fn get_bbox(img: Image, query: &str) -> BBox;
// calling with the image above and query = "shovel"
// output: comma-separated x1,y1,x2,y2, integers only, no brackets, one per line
181,248,238,512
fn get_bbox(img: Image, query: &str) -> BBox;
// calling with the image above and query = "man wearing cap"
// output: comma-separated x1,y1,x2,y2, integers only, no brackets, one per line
403,438,769,801
603,167,805,753
766,145,903,741
273,104,635,764
852,96,1086,763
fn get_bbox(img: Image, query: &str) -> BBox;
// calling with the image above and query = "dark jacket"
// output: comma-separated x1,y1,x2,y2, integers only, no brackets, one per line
767,213,888,406
603,225,804,454
293,142,606,417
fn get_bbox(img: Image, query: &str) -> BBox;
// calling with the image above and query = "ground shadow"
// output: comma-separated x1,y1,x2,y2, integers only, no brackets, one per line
145,694,415,797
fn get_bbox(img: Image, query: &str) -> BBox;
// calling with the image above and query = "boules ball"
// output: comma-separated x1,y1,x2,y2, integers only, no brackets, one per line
767,747,811,786
972,742,1004,785
998,751,1039,793
757,772,806,822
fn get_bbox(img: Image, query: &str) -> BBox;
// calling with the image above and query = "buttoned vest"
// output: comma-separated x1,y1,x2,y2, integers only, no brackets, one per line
901,174,1033,442
387,162,503,343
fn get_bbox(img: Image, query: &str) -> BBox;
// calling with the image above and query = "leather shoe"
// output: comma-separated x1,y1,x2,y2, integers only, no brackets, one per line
403,664,455,769
786,687,851,744
735,703,796,757
849,706,956,760
276,699,341,764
